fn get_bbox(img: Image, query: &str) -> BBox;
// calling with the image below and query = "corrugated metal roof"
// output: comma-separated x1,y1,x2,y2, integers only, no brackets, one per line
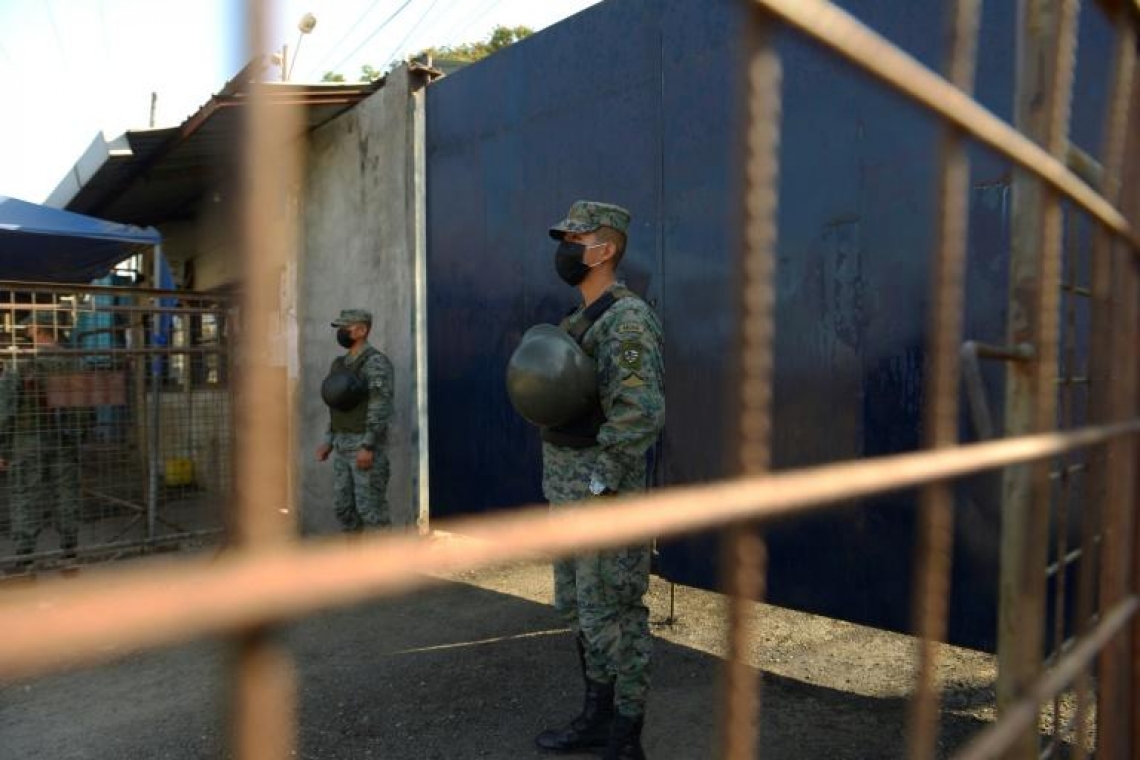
55,60,384,226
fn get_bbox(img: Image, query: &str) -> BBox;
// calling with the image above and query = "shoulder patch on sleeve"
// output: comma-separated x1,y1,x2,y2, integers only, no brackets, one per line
616,322,644,336
619,340,643,371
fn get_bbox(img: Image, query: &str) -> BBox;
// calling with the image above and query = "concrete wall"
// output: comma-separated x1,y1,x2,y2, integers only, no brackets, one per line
158,197,240,292
296,67,425,534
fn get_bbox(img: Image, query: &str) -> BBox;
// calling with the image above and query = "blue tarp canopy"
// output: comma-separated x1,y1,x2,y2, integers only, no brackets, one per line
0,196,160,283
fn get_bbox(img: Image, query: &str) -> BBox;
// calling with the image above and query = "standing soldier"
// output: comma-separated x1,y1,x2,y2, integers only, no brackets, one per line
514,201,665,759
0,312,84,574
316,309,394,533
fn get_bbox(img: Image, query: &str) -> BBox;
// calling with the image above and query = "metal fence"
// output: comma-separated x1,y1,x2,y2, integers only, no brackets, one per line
0,1,1138,760
0,282,233,573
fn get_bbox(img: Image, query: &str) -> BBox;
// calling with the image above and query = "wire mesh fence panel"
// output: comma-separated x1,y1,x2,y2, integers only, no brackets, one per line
0,285,233,574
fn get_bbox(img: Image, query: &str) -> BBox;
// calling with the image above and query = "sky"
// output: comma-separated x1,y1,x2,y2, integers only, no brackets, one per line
0,0,601,204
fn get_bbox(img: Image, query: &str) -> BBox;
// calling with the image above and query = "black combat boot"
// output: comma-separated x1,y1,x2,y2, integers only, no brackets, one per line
602,713,646,760
535,639,615,752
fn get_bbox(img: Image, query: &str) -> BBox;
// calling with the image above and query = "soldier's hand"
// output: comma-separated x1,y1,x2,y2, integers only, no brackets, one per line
316,443,332,463
355,448,374,471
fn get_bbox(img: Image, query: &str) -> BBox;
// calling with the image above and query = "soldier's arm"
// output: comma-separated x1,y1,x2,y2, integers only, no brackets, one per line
362,352,394,450
593,310,665,491
0,364,19,456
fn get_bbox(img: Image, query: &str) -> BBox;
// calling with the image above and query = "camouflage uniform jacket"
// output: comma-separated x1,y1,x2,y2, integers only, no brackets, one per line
324,343,394,451
542,283,665,502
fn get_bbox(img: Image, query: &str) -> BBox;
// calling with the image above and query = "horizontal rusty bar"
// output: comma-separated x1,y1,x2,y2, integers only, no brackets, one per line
0,529,224,568
751,0,1140,252
1,303,231,317
1067,142,1105,188
0,419,1136,682
953,597,1139,760
0,347,228,357
965,340,1036,362
0,281,235,301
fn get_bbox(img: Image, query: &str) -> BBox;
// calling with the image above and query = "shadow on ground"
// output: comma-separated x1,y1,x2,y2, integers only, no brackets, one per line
0,575,997,759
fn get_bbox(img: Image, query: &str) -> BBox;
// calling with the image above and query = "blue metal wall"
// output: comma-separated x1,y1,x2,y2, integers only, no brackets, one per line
425,0,1112,650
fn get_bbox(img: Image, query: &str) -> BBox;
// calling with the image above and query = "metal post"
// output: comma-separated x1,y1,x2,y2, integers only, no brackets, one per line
997,2,1079,758
719,8,780,759
1095,20,1140,758
410,69,432,534
906,3,981,758
147,245,163,545
230,0,299,757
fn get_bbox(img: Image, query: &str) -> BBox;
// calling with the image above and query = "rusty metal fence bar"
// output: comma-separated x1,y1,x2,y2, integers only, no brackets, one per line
998,2,1081,758
0,2,1138,760
906,2,981,758
719,8,780,757
0,421,1138,675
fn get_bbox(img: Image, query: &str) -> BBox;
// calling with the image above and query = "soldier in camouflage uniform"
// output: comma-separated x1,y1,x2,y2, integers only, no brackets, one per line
534,201,665,760
0,312,84,574
315,309,394,532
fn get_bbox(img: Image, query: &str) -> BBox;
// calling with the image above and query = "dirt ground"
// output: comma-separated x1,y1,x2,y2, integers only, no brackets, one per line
0,535,1008,759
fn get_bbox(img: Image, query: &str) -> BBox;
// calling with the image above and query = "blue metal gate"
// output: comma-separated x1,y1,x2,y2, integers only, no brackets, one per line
425,0,1112,650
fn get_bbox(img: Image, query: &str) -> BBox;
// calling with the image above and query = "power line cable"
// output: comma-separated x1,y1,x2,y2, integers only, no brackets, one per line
306,0,390,77
428,0,503,54
42,0,66,65
383,0,446,67
325,0,416,78
96,0,111,64
393,0,459,56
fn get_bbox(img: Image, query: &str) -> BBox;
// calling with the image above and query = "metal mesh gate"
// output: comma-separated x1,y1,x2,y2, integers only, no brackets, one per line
0,283,233,573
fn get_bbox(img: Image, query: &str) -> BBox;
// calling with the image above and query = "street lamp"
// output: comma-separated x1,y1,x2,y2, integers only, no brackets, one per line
278,12,318,81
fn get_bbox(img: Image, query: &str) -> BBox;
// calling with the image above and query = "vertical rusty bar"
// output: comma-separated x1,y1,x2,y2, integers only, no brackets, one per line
905,3,981,759
1124,43,1140,760
1088,15,1138,760
997,2,1079,759
719,8,781,759
1048,208,1077,755
230,0,300,758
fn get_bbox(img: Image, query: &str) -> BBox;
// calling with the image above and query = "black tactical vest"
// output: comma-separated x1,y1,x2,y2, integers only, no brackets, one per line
324,348,375,434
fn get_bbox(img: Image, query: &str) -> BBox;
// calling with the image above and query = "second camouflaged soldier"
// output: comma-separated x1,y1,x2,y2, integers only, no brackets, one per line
532,201,665,759
316,309,394,532
0,312,85,574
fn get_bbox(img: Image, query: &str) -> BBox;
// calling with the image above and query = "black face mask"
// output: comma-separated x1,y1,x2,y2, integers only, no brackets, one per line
554,241,591,286
336,328,355,349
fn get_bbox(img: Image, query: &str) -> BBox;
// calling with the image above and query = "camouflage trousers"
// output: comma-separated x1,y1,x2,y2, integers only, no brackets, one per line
9,437,81,560
331,433,390,532
554,543,652,717
544,443,652,718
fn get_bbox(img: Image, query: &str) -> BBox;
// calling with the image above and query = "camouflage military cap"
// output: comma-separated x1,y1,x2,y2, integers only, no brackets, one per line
549,200,632,240
330,308,373,328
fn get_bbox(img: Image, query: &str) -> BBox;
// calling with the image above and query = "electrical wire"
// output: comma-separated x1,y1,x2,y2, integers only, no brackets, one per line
43,0,65,66
426,0,505,58
383,0,446,66
305,0,390,77
324,0,416,79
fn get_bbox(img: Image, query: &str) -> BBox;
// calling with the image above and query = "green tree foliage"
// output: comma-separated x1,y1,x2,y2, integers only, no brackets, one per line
416,24,533,64
320,25,534,82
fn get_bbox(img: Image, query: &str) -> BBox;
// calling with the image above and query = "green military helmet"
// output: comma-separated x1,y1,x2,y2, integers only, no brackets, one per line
321,367,368,412
506,324,598,427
